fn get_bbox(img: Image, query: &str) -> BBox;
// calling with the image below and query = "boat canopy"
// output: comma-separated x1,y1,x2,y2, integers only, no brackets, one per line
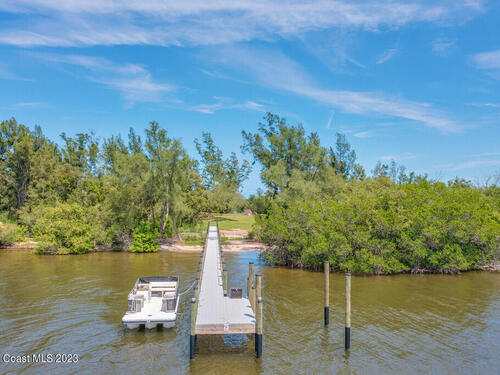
138,276,179,283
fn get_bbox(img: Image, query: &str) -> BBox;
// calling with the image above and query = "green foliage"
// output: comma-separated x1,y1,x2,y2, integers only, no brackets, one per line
2,114,499,270
194,132,250,213
204,213,255,231
130,222,159,253
32,202,107,254
257,178,500,274
0,223,23,247
0,211,17,224
242,113,358,203
247,190,269,214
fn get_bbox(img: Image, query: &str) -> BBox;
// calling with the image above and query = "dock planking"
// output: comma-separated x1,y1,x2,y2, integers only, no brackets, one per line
195,225,255,335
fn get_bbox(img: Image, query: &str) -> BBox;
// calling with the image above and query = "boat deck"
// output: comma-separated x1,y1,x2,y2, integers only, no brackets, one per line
195,226,255,334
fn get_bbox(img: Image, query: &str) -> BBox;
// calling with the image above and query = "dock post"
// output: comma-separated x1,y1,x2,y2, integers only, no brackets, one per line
324,261,330,326
345,272,351,350
223,269,228,296
248,262,254,297
255,274,262,300
250,285,256,311
255,297,263,358
190,296,197,359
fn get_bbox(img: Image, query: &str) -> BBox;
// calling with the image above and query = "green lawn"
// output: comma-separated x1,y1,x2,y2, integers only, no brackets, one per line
203,213,255,231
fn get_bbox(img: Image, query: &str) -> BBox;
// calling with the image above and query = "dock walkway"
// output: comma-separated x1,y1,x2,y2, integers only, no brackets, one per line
195,226,255,334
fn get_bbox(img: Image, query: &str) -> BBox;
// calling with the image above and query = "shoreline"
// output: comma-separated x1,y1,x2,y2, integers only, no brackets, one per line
2,242,498,274
1,239,266,254
160,241,265,253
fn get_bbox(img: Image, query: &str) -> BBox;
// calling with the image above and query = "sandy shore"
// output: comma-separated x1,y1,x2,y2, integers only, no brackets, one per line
160,239,265,253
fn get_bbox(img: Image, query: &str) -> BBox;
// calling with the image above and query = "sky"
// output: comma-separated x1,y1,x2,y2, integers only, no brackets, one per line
0,0,499,195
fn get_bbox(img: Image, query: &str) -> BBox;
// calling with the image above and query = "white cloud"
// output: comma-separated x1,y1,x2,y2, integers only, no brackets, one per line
467,102,500,108
11,101,48,109
212,47,460,132
189,99,266,114
473,49,500,70
470,151,500,157
451,159,500,170
33,53,174,105
380,152,418,162
376,48,397,64
0,1,485,47
326,111,335,129
353,131,373,138
432,37,455,56
0,62,32,81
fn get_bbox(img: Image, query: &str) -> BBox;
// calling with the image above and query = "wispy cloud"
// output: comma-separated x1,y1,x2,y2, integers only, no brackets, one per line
0,1,485,47
0,62,32,81
33,53,174,105
380,152,419,162
353,131,373,138
189,99,266,114
11,101,48,109
467,102,500,108
436,151,500,171
212,47,460,132
432,37,455,56
472,49,500,70
376,48,397,64
326,111,335,129
450,159,500,170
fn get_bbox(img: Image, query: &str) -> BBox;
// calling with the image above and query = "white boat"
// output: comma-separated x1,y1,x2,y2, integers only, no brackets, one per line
122,276,179,329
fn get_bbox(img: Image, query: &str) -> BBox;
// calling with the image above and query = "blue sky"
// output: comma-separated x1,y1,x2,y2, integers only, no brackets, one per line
0,0,499,195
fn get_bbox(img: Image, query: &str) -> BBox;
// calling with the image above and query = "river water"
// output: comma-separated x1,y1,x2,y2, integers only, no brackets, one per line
0,249,499,375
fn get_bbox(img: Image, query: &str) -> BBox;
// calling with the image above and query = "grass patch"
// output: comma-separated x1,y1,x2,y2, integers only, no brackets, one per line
203,213,255,231
182,235,204,246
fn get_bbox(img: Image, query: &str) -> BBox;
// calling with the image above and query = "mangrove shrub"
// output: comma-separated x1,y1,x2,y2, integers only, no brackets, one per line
256,178,500,274
130,222,159,253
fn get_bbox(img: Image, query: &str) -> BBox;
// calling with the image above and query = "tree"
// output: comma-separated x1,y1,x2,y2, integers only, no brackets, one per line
242,113,329,196
195,132,251,190
372,160,418,184
328,133,366,180
60,131,99,177
195,132,250,213
0,118,54,210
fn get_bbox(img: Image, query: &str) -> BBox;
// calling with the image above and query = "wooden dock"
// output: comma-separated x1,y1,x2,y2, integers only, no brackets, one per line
190,223,262,358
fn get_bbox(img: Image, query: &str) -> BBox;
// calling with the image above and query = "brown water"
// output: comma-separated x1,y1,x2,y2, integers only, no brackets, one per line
0,249,499,375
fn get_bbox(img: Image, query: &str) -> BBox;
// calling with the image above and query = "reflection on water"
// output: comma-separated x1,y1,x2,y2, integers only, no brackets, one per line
0,249,499,374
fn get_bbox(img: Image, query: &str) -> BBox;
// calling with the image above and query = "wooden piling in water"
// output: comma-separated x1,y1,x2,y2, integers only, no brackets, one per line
190,296,197,359
250,285,256,311
345,272,351,350
324,261,330,326
223,269,228,296
255,274,262,300
255,297,263,358
248,262,254,297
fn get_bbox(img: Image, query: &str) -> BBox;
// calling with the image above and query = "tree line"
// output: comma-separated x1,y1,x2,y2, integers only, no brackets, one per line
242,114,500,274
1,113,499,273
0,118,250,253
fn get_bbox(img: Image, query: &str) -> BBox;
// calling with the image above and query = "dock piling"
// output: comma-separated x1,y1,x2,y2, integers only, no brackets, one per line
345,272,351,350
255,297,263,358
255,274,262,300
223,269,228,296
250,285,256,311
190,296,197,359
248,262,254,297
324,261,330,326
